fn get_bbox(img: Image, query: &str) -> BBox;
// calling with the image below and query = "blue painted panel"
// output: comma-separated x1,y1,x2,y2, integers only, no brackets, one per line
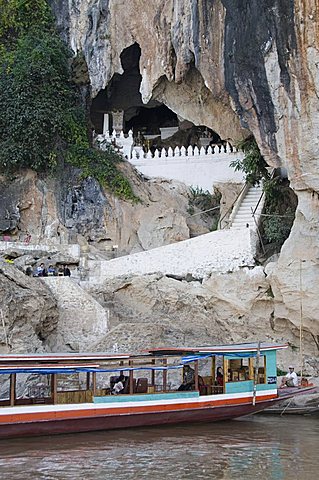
93,391,200,403
226,380,253,394
225,381,276,394
265,350,277,377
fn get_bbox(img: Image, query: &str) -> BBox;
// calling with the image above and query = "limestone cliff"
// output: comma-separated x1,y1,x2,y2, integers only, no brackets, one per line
46,0,319,364
0,165,209,256
1,1,318,367
0,264,58,353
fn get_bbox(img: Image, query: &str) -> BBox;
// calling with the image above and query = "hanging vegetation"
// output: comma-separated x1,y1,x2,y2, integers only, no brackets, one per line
0,0,137,201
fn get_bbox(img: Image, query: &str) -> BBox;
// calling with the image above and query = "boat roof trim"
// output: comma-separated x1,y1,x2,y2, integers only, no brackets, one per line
0,343,288,365
147,342,288,355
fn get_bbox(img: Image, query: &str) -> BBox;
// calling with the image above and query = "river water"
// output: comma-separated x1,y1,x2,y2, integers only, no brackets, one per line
0,415,318,479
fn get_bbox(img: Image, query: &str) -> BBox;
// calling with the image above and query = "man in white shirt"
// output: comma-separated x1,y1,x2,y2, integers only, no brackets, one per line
112,374,125,394
280,366,298,387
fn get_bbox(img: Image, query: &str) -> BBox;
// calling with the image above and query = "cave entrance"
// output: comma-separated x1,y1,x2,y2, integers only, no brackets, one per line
90,43,221,149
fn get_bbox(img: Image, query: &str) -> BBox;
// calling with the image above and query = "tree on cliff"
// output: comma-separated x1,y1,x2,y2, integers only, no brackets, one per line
0,0,136,201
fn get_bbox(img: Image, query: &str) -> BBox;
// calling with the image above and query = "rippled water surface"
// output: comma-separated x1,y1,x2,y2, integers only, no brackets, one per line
0,415,318,479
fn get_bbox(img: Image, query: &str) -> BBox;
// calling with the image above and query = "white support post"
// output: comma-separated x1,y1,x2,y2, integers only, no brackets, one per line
102,114,109,136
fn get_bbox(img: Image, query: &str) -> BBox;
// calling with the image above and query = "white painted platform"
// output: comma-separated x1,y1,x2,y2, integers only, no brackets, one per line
90,228,256,283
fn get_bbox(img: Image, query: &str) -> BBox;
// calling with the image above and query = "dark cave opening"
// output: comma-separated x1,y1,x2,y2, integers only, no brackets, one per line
90,42,221,148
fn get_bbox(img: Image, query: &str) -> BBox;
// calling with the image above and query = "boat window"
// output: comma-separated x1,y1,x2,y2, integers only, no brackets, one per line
226,356,266,383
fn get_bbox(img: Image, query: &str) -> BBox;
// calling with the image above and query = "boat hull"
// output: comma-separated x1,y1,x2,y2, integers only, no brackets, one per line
0,398,277,439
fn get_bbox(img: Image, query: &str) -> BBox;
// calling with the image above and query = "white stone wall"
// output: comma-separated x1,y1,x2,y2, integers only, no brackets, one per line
0,241,80,261
130,150,244,192
91,228,256,283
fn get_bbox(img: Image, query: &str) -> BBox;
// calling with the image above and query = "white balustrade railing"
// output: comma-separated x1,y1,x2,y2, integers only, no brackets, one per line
95,129,239,161
94,130,244,190
131,142,238,160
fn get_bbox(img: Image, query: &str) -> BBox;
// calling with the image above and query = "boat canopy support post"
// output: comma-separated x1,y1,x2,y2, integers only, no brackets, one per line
211,356,216,382
86,372,90,390
151,359,155,387
163,359,167,392
10,373,16,407
223,357,228,387
194,360,199,391
129,361,134,394
253,341,261,406
51,374,57,404
92,372,97,396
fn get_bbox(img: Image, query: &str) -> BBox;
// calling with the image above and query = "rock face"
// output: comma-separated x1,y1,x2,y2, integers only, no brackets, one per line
46,0,319,365
43,277,109,352
0,166,209,256
90,269,318,374
0,264,58,353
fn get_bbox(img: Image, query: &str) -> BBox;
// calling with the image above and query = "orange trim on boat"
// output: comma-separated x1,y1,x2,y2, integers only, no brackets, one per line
0,393,277,425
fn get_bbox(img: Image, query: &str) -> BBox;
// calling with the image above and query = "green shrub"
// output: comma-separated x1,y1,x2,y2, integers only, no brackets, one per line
0,0,136,201
230,136,270,185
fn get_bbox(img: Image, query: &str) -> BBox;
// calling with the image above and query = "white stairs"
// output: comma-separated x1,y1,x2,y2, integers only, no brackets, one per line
230,185,264,230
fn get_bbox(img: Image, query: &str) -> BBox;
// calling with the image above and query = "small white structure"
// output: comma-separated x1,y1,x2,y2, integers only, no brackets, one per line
160,126,179,139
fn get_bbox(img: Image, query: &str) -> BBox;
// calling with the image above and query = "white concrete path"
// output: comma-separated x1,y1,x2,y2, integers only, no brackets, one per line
89,228,256,283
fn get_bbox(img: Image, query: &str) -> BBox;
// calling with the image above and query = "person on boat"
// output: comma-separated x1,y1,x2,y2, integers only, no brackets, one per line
112,374,125,394
216,367,224,386
280,366,298,387
178,365,195,391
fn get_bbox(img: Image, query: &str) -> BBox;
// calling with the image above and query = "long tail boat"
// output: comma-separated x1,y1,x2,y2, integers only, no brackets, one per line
0,342,315,439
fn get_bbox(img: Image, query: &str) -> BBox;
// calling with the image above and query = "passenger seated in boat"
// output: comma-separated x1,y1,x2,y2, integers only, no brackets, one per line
112,374,125,395
216,367,223,386
178,365,195,391
280,366,298,388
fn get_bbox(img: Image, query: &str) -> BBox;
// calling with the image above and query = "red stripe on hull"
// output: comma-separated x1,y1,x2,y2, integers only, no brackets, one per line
0,400,275,439
0,394,277,424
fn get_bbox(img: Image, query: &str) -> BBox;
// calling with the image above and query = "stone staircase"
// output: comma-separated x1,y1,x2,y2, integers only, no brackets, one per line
230,184,264,230
42,277,109,351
